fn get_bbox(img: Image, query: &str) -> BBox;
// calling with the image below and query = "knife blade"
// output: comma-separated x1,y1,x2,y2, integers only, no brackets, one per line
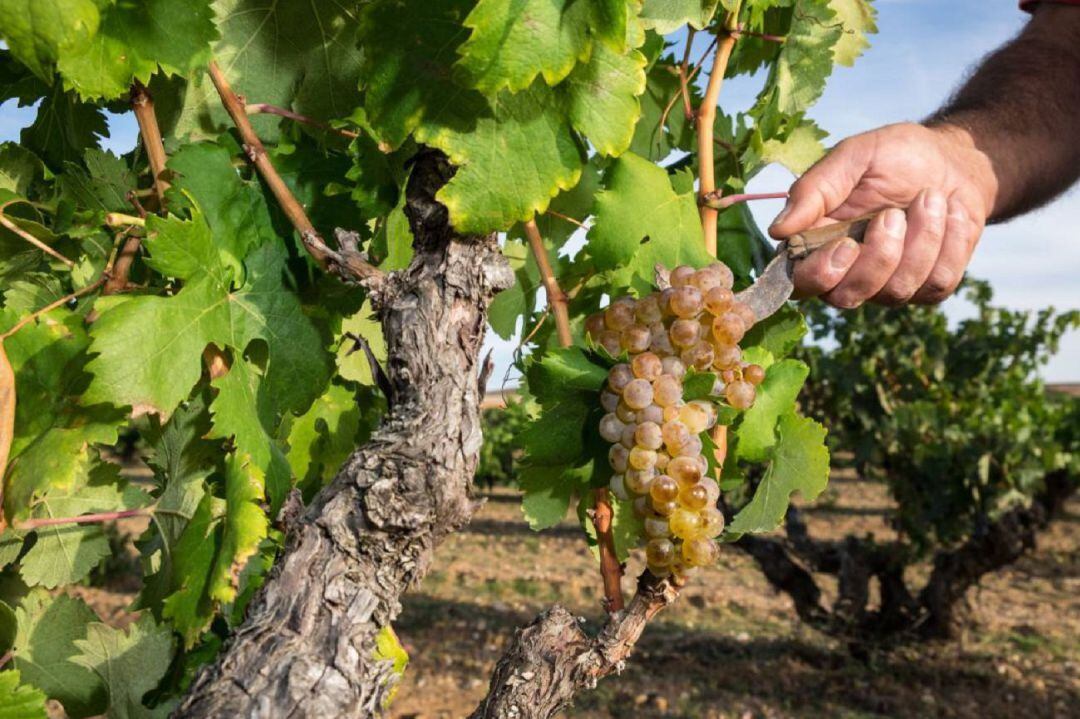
735,211,879,322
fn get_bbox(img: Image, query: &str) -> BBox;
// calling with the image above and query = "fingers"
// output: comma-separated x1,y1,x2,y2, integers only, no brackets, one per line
791,237,861,299
821,209,906,309
873,189,947,305
769,137,868,239
911,201,979,304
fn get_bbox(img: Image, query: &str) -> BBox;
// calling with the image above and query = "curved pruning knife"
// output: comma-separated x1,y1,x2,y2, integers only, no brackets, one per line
735,212,878,322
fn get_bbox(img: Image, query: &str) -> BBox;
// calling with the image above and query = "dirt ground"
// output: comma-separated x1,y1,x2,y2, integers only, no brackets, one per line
76,470,1078,719
388,474,1079,719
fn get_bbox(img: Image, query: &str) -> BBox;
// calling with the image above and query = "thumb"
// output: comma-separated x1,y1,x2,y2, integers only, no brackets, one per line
769,141,865,239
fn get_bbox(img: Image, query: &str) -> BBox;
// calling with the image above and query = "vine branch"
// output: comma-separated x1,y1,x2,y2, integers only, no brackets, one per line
523,220,573,348
522,218,624,611
207,61,383,287
697,4,743,255
130,80,170,204
0,276,108,341
0,202,74,267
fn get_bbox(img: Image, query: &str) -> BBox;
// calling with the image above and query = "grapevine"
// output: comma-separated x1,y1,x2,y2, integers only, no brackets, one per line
0,0,877,716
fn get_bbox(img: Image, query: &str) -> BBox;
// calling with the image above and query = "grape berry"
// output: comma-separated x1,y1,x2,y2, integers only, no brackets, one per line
587,263,765,579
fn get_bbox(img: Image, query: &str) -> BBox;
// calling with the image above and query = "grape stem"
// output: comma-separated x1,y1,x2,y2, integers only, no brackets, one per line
244,102,359,139
13,507,152,531
697,2,744,255
207,61,384,288
699,191,790,210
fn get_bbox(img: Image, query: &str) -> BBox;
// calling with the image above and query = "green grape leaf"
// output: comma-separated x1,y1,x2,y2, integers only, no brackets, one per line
629,53,697,161
521,349,603,460
18,477,150,589
734,358,808,462
0,143,44,196
134,395,216,615
204,453,268,605
419,82,585,233
142,214,222,282
727,412,829,534
172,0,363,142
520,464,577,531
358,0,474,151
359,0,585,231
165,141,277,267
0,600,14,654
284,382,362,492
209,358,291,510
563,40,647,157
830,0,877,67
639,0,720,33
682,370,718,401
527,346,608,405
368,181,414,271
486,239,539,340
3,274,66,315
0,669,48,719
587,151,710,285
0,0,99,82
336,299,387,388
519,348,609,530
85,215,330,422
754,118,826,174
580,490,642,562
58,148,137,214
456,0,616,94
4,422,120,522
742,304,806,359
162,492,221,648
755,0,844,117
71,617,175,719
58,0,216,100
20,83,107,170
12,590,106,719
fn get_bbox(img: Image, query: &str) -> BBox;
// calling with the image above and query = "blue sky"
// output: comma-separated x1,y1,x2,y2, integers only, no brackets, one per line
2,0,1076,384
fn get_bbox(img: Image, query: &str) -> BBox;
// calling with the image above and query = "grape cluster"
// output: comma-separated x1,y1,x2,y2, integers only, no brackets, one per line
586,263,765,579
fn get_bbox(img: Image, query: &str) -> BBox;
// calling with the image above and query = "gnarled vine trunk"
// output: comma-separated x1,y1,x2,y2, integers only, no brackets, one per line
736,470,1078,642
173,149,513,718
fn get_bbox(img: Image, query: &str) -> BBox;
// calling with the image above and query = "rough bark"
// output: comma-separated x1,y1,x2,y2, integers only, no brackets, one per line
173,149,513,718
470,574,681,719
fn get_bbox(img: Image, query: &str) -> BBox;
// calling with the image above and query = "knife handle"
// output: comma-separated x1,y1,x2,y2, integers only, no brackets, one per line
787,211,881,260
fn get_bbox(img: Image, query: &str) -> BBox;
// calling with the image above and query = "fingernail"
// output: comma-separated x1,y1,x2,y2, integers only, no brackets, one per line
770,203,791,228
884,208,905,235
831,238,859,270
949,205,968,224
923,191,946,218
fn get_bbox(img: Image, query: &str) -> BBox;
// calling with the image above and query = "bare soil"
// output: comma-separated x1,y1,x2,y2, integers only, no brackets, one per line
78,471,1079,719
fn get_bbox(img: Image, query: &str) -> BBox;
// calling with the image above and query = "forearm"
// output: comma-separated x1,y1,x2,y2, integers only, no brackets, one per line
929,5,1080,222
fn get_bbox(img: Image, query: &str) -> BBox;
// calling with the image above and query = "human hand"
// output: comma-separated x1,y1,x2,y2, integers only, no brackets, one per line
769,122,997,307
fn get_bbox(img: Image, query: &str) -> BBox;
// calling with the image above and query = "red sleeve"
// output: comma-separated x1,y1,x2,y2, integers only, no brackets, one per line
1021,0,1080,11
